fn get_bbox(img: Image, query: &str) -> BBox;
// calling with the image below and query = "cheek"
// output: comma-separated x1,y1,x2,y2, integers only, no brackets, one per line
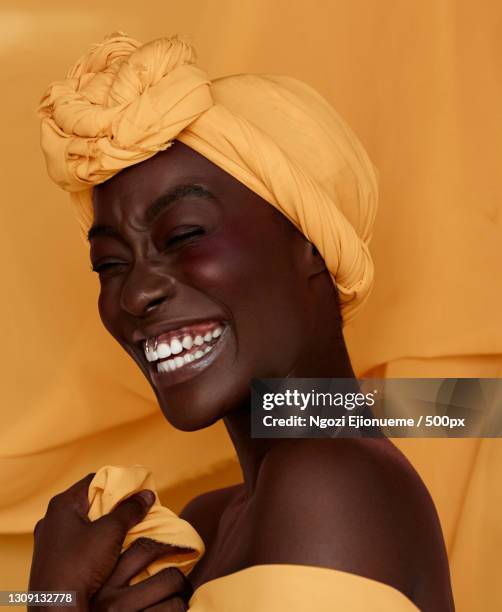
97,284,121,338
178,231,296,314
177,234,252,292
178,232,308,372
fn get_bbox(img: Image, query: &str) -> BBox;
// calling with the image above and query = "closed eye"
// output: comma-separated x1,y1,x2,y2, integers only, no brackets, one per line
91,261,125,274
165,227,205,248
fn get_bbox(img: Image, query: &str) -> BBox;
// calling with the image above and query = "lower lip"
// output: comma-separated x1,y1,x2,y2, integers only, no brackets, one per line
149,326,228,387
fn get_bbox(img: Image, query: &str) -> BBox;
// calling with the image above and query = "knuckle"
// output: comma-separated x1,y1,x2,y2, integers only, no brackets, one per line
33,518,44,536
72,473,95,490
47,493,65,513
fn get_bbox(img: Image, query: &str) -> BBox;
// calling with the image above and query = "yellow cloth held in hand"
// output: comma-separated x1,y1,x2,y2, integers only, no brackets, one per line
88,466,204,583
90,465,418,611
38,32,378,324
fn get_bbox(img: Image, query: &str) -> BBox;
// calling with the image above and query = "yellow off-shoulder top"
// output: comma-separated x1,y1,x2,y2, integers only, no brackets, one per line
89,466,419,611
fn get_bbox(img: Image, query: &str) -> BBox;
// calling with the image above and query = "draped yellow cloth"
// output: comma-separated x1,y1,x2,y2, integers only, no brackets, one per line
1,3,501,611
189,566,419,611
90,466,418,611
88,466,204,583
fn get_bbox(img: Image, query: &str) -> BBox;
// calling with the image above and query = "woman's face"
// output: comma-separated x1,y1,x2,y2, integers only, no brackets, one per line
91,142,324,430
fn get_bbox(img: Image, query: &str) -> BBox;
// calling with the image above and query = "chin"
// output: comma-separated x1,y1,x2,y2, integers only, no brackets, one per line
118,322,244,429
153,378,249,431
147,350,252,432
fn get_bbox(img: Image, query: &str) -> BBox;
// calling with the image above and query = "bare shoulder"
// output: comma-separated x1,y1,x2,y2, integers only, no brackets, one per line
179,483,242,545
251,438,453,609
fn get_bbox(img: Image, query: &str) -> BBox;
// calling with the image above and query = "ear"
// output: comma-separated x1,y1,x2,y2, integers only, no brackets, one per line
298,239,327,278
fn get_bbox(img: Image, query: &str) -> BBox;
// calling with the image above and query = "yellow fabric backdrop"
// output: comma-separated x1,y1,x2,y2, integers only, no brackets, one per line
1,1,501,610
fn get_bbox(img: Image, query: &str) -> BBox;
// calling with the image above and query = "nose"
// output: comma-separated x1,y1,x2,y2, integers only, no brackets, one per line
119,260,177,317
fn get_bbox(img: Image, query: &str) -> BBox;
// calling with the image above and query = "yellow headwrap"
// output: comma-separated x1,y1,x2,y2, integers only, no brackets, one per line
39,32,378,324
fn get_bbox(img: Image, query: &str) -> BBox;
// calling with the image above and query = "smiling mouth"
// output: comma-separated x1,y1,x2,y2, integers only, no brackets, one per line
144,321,225,374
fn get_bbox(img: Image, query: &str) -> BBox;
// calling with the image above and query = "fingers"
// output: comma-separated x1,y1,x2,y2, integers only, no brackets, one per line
105,538,176,587
126,568,191,610
42,477,153,533
45,472,96,519
31,475,162,602
64,471,96,492
91,568,191,612
94,490,155,538
66,472,97,517
33,518,44,537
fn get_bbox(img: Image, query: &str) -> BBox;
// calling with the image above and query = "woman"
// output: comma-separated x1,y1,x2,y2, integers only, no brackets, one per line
29,34,454,611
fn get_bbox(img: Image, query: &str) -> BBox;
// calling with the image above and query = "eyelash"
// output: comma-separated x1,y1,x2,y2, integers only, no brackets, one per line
164,227,205,248
91,262,123,274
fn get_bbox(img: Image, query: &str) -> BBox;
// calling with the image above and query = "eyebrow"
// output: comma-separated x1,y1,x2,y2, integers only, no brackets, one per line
87,183,216,242
145,183,215,223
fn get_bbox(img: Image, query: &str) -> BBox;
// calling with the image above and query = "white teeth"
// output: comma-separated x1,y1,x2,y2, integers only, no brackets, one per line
157,343,171,359
156,343,216,373
170,338,183,354
150,323,225,371
181,335,193,350
157,360,170,373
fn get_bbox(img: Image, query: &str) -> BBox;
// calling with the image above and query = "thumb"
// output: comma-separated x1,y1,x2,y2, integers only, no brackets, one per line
94,490,155,536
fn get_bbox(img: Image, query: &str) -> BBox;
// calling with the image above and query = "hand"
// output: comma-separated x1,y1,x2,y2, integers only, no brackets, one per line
29,473,192,611
90,540,192,611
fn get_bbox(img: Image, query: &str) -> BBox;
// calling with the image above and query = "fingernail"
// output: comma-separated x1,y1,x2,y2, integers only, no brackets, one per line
137,489,155,505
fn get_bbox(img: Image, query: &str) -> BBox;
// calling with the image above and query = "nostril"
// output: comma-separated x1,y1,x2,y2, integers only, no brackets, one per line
145,296,165,313
120,270,177,317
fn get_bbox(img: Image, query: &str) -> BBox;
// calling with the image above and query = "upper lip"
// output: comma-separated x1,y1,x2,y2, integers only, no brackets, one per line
131,317,226,345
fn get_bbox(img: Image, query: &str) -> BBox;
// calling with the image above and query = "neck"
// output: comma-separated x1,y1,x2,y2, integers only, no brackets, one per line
223,330,357,496
223,402,274,495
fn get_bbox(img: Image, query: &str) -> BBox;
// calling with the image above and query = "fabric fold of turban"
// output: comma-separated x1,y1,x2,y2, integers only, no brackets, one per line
39,32,379,324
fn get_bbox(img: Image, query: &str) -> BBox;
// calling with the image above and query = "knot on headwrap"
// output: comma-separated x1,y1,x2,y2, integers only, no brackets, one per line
39,33,379,324
39,32,212,190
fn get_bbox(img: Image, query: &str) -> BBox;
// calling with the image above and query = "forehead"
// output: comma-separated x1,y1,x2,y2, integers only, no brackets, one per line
92,142,235,225
91,141,299,243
